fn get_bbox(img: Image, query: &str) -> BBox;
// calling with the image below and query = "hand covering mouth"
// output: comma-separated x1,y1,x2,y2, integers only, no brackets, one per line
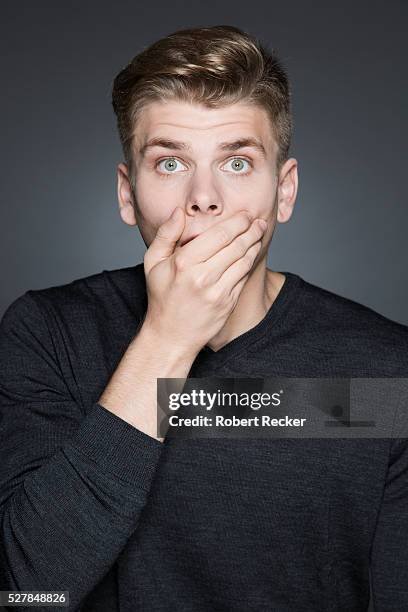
179,234,200,247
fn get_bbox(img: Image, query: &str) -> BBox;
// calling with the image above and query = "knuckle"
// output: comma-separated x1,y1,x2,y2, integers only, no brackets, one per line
233,235,247,254
205,286,222,305
192,273,208,291
174,253,187,271
216,227,231,244
155,225,171,240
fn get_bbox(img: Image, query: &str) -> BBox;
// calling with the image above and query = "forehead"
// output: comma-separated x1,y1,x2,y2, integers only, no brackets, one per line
133,99,276,157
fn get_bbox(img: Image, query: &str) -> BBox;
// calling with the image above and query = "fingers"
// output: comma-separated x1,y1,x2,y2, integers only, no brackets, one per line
200,218,267,285
178,211,254,263
144,208,185,273
217,239,263,296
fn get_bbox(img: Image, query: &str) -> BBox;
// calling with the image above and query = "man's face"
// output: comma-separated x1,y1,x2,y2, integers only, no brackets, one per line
117,99,297,252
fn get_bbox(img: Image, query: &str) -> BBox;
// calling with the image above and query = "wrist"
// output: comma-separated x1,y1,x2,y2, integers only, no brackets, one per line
137,319,201,363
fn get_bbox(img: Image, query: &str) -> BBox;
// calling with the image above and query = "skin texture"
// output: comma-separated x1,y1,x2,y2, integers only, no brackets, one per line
116,99,298,352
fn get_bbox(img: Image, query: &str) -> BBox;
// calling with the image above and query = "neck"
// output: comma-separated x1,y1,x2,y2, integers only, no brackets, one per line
205,257,286,352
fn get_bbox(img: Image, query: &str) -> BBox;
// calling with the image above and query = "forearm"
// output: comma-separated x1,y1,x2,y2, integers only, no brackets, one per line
0,402,164,611
98,322,199,441
0,293,168,609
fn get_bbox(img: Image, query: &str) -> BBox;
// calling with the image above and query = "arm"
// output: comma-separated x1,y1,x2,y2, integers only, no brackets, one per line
0,291,195,611
369,437,408,610
0,206,262,610
98,320,198,441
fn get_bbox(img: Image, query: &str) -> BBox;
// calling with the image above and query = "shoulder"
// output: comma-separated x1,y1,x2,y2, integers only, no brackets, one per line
2,262,146,326
300,275,407,333
297,274,408,368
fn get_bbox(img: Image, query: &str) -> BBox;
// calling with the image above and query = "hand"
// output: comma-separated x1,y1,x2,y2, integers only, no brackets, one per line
142,208,268,354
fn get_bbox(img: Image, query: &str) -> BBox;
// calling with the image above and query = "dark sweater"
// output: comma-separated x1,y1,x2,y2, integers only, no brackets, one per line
0,263,407,612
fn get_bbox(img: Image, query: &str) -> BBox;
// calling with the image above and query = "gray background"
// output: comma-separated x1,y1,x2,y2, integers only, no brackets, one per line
0,2,406,608
1,1,406,325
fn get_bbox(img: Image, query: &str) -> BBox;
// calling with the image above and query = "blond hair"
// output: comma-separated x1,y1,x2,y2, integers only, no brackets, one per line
111,25,292,191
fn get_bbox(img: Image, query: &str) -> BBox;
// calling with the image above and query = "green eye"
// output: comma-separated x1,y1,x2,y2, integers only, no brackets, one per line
156,157,183,174
163,158,178,172
156,156,252,177
226,158,251,174
231,159,245,171
155,157,187,179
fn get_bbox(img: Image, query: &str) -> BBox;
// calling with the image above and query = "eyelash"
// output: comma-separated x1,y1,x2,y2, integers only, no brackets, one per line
154,156,253,179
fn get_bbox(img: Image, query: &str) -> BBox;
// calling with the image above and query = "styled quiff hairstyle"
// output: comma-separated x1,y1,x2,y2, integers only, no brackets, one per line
111,25,292,192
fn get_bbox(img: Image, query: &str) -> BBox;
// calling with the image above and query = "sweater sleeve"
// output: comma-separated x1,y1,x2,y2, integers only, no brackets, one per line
0,292,164,611
369,437,408,610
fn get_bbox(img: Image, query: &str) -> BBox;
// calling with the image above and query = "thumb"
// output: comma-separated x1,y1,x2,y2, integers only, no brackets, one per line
148,207,185,262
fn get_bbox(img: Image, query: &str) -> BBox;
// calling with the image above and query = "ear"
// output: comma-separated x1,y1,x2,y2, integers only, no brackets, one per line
276,158,298,224
117,162,137,226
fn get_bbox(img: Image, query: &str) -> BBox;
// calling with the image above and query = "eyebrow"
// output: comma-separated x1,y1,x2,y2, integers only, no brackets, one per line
138,136,267,159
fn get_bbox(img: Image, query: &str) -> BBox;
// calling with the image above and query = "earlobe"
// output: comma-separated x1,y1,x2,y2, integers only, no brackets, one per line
119,202,138,226
117,163,138,226
276,158,298,224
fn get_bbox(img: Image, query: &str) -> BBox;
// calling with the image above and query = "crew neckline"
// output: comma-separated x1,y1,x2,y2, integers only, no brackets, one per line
193,270,302,369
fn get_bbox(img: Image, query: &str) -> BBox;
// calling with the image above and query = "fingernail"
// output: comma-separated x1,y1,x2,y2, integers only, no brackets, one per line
258,219,267,230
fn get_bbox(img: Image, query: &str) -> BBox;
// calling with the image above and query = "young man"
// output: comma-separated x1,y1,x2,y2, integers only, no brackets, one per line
0,24,407,612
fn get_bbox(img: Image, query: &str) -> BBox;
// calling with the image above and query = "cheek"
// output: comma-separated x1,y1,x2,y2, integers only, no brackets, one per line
233,177,276,218
134,180,176,231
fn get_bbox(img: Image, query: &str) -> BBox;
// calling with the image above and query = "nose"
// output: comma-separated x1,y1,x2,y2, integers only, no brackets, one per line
184,165,224,216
